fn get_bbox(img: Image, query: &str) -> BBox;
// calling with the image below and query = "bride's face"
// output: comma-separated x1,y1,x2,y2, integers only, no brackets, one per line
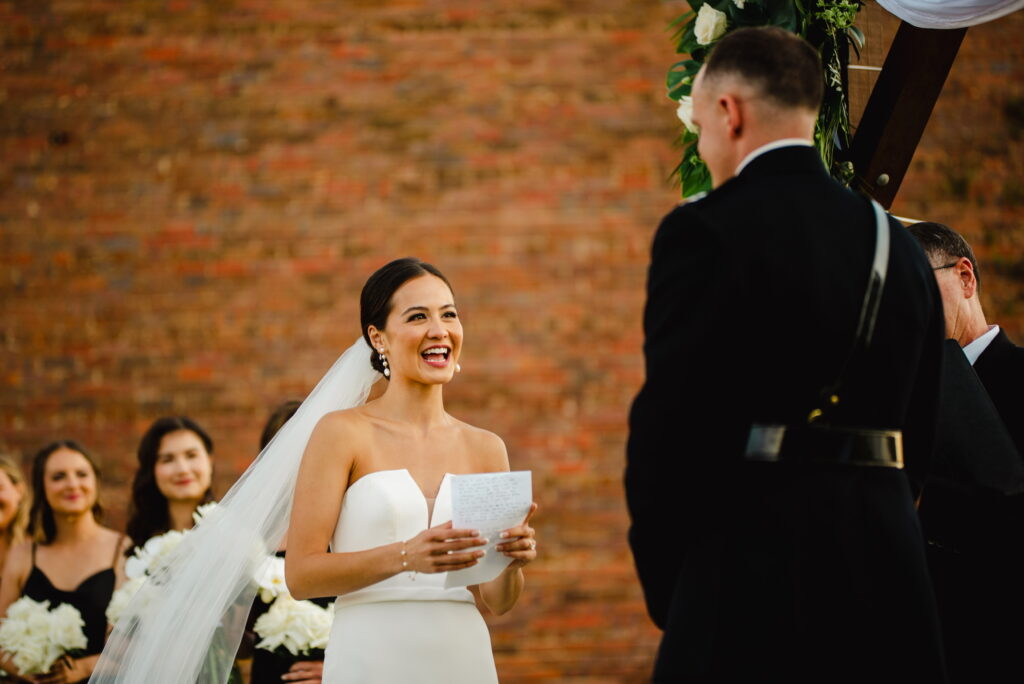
373,274,462,385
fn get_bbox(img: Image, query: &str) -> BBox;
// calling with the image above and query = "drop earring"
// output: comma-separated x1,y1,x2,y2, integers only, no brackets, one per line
456,363,462,373
377,348,390,378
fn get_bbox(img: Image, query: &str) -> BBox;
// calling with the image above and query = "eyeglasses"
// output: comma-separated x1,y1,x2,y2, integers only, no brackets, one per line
932,262,959,271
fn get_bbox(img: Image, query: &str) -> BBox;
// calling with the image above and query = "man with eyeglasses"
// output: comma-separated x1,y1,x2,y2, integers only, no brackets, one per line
909,222,1023,457
909,221,1024,683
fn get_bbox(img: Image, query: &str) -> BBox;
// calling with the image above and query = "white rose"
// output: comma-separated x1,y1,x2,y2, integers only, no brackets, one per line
279,600,316,654
48,604,87,652
124,554,148,580
733,0,745,8
36,643,64,676
192,501,219,525
308,607,332,650
254,596,333,656
106,576,146,625
5,596,40,622
12,639,46,675
255,556,289,603
26,609,51,639
694,4,728,45
676,96,698,134
142,529,187,575
254,598,293,654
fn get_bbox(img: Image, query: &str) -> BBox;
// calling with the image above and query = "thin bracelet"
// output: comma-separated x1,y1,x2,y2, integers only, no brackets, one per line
400,540,416,580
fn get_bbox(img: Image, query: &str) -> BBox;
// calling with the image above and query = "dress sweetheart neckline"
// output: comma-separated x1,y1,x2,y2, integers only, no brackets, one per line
348,468,452,503
346,469,452,528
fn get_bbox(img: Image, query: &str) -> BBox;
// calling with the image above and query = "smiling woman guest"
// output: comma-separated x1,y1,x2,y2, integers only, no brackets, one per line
0,456,29,579
126,417,215,549
0,441,130,683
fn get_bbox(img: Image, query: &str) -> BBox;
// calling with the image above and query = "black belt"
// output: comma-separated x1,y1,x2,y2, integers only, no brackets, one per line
744,423,904,469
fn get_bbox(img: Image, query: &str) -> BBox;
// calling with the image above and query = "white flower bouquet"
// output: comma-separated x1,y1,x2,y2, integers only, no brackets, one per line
109,512,211,626
192,501,219,525
107,527,189,626
253,595,333,660
123,529,188,581
105,576,147,626
0,597,88,675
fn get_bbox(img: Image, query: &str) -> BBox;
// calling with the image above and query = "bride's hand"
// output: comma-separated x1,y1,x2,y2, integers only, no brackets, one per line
403,521,487,574
497,502,538,569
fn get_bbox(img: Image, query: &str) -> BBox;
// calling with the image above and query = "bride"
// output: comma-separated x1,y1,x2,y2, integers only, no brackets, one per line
91,258,537,684
287,257,538,680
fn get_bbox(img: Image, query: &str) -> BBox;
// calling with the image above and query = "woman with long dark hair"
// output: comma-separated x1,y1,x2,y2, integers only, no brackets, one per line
284,257,538,681
0,441,129,683
94,258,538,683
126,417,215,549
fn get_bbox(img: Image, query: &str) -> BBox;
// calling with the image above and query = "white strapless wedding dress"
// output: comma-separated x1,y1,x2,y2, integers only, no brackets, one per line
322,469,499,683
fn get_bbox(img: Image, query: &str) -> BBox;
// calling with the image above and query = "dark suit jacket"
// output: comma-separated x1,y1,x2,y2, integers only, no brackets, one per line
923,331,1024,682
974,329,1024,457
626,146,946,682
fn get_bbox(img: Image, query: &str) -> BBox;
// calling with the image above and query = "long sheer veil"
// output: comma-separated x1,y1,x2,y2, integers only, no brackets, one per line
91,339,381,683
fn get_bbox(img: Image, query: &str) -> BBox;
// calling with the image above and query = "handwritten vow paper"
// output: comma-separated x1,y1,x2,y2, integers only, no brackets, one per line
444,471,533,588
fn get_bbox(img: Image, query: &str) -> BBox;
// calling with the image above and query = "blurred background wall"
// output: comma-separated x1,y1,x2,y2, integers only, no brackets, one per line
1,1,1021,681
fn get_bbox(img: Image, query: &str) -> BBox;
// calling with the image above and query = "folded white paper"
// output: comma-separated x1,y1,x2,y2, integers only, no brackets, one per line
444,471,533,588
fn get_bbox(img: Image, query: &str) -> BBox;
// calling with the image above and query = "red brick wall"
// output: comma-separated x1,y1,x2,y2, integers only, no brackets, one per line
888,12,1024,333
1,1,1021,681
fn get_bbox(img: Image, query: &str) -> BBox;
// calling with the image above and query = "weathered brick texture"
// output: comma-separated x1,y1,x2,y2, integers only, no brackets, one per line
1,1,1021,680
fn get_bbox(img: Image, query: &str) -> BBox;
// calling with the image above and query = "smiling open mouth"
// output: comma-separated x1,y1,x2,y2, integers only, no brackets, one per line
421,346,451,366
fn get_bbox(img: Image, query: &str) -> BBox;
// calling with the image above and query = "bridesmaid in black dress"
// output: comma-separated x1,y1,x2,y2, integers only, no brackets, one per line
125,416,215,549
0,441,130,683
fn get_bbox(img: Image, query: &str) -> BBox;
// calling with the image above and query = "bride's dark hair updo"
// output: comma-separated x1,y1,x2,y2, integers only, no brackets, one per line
361,257,453,376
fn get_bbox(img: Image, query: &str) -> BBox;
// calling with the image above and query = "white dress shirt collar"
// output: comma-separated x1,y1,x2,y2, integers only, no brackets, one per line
734,139,815,177
963,324,1000,366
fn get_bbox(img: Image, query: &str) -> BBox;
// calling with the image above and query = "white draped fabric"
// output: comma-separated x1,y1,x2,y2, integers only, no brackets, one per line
877,0,1024,29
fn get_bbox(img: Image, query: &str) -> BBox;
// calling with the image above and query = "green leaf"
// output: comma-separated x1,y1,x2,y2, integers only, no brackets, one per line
764,0,799,31
669,10,695,28
667,59,701,99
847,24,865,50
681,161,712,197
677,21,701,55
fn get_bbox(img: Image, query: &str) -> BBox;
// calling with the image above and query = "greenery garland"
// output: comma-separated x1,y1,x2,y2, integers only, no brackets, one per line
668,0,865,197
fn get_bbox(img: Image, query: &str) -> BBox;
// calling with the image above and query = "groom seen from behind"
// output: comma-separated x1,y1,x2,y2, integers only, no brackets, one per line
626,27,947,682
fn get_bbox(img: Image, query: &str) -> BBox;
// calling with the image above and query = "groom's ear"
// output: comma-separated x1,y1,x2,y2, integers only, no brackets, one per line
719,93,744,139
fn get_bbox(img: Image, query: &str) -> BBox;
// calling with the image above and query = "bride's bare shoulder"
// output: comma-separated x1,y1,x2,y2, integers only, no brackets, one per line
316,407,372,430
308,408,374,450
455,420,510,471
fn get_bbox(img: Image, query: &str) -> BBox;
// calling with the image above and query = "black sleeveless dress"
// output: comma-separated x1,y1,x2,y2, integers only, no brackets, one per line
21,539,120,681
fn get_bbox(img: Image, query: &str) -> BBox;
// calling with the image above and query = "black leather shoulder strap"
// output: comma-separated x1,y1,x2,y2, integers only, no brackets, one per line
811,199,891,422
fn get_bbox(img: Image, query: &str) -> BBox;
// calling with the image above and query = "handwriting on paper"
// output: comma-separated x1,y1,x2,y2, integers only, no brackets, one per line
444,471,532,588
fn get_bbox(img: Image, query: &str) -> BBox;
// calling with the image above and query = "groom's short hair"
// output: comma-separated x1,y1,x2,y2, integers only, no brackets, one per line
704,27,823,113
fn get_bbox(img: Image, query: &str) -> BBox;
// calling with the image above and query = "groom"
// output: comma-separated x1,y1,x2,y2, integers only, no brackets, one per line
626,28,947,682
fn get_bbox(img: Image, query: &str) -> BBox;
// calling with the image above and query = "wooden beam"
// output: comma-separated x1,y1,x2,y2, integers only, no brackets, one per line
849,22,966,208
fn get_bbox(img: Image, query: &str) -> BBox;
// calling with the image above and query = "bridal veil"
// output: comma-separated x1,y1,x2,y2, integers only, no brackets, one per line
91,339,381,683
